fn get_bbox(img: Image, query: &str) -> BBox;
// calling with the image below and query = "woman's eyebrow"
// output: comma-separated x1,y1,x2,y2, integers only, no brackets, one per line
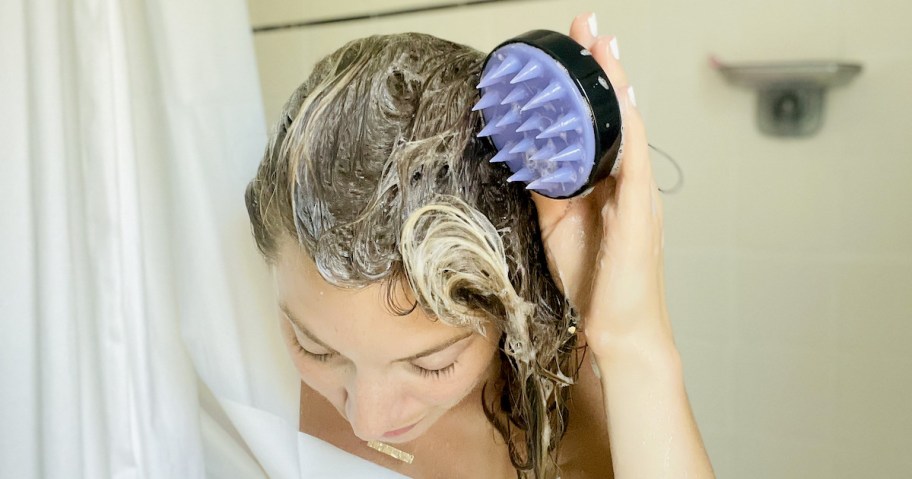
280,303,338,353
280,303,474,362
397,331,474,362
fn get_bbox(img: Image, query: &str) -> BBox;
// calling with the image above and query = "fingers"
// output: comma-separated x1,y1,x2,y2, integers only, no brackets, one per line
529,190,574,236
589,35,629,92
569,12,599,49
617,101,654,212
650,177,664,222
533,14,656,233
585,31,654,220
576,19,663,266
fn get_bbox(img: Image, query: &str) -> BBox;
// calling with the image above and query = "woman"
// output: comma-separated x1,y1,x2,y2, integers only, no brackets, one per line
245,12,714,479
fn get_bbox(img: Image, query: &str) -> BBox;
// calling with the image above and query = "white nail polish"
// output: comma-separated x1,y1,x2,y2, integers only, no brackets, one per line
627,85,637,107
588,13,598,37
609,37,620,60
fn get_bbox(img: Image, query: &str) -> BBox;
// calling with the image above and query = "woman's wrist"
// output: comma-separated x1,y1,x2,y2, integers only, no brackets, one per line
584,315,716,479
584,313,681,375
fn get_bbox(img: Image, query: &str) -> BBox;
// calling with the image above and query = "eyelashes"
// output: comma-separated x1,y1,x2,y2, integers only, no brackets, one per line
412,362,457,379
298,345,335,363
286,331,331,360
290,338,457,380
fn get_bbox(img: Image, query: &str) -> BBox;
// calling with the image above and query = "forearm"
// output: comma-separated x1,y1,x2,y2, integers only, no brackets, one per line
591,325,715,479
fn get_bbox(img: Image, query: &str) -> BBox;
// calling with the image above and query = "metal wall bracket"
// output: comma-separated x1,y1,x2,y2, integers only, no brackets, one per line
711,57,862,137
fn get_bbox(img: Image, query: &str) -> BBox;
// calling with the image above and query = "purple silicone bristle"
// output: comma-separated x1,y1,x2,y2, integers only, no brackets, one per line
473,30,623,199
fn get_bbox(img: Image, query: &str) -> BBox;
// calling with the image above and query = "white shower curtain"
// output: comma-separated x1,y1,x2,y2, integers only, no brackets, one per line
0,0,304,477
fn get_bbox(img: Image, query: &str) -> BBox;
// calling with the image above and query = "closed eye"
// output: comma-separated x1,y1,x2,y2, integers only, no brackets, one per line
412,362,457,379
289,335,335,362
284,315,467,380
294,336,457,380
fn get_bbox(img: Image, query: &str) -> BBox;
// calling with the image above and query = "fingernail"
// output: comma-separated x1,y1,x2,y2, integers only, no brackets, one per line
587,13,598,37
609,36,620,60
627,85,637,107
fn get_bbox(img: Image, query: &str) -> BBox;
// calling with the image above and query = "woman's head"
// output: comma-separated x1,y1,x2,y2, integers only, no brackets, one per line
245,32,580,477
273,237,501,443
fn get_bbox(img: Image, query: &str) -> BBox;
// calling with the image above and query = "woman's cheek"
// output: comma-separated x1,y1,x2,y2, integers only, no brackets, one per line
413,376,478,407
295,358,348,406
280,322,341,394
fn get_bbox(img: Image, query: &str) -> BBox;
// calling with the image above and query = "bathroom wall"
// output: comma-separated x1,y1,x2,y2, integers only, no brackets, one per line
246,0,912,477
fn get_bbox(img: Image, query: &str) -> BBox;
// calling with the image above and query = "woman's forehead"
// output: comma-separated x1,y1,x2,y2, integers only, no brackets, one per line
274,240,464,342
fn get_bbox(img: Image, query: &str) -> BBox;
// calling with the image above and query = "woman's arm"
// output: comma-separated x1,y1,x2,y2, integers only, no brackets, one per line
590,326,714,478
582,47,715,474
530,13,715,478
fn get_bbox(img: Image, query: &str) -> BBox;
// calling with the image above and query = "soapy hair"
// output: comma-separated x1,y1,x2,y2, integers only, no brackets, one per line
245,32,583,479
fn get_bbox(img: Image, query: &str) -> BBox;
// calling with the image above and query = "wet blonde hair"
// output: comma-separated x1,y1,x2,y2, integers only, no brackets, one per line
245,32,582,478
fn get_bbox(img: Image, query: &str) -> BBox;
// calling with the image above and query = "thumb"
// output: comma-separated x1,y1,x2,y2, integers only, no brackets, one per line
529,191,567,227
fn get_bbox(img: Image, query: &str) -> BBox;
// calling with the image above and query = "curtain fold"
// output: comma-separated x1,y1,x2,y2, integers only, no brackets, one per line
0,0,298,477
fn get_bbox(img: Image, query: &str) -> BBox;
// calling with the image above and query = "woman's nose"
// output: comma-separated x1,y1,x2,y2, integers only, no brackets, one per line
344,374,403,441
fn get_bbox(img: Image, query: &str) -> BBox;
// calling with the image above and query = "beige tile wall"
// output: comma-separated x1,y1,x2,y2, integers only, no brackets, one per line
246,0,912,477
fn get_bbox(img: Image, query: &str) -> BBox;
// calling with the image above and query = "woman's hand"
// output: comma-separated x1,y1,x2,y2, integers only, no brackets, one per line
530,13,672,356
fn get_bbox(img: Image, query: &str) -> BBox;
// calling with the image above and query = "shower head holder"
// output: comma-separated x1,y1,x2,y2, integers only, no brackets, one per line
712,56,863,137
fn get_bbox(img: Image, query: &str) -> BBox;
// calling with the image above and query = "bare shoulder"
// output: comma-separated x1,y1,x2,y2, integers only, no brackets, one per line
556,344,615,479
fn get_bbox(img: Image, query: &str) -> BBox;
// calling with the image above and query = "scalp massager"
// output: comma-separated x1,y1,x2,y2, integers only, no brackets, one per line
473,30,624,199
